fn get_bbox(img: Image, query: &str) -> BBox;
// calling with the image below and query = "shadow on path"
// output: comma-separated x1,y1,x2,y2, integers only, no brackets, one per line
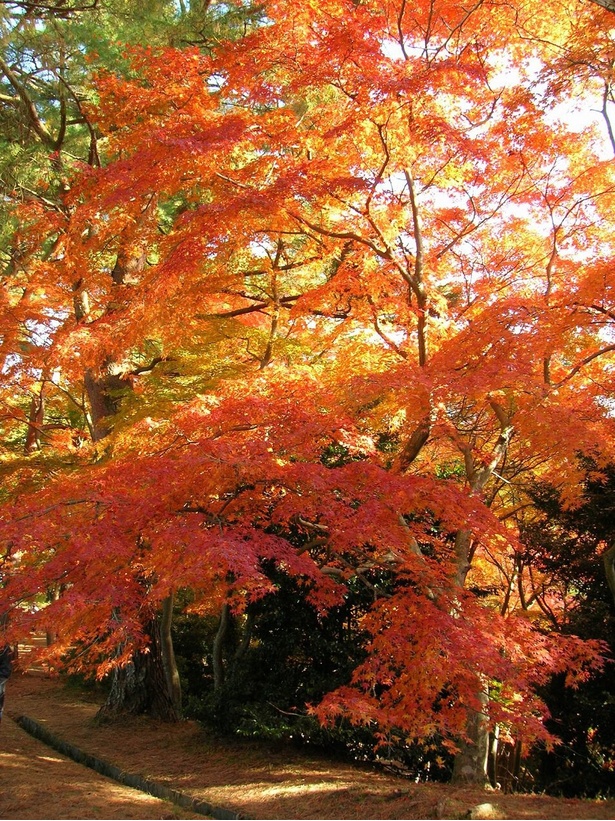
0,710,201,820
15,715,243,820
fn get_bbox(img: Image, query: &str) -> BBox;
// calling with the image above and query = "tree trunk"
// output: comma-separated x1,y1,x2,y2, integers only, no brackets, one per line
85,362,179,720
450,402,513,785
161,593,182,716
450,528,492,786
451,683,491,786
454,528,474,588
84,367,131,442
234,611,254,663
212,602,230,691
44,585,60,647
76,235,179,721
24,390,44,454
487,725,500,789
97,615,179,723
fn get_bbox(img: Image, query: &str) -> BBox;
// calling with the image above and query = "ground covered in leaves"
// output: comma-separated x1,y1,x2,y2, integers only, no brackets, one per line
1,671,614,820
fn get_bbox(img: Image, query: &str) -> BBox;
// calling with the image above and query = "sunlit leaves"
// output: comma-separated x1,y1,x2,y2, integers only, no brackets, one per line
1,0,614,754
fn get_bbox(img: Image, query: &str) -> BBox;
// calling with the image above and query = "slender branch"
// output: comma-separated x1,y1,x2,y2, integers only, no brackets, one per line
9,498,100,523
214,171,253,190
126,357,167,376
404,169,428,366
0,1,99,14
365,121,391,212
17,184,68,213
576,302,615,323
553,343,615,389
57,73,100,165
288,211,392,260
197,294,299,320
398,514,436,600
601,79,615,157
367,295,407,359
241,256,322,276
404,169,424,286
396,0,409,59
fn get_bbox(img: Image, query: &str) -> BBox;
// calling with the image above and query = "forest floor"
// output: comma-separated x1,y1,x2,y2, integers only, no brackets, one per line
1,670,615,820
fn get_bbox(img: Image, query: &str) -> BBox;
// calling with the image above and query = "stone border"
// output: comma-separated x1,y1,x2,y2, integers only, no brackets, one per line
15,714,247,820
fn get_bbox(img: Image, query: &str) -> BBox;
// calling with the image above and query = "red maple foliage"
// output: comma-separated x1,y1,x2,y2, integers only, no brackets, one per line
2,0,615,777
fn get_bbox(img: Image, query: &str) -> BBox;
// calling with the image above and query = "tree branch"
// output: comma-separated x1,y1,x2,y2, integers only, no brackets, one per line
393,415,431,472
0,56,55,148
553,343,615,389
288,211,392,261
590,0,615,13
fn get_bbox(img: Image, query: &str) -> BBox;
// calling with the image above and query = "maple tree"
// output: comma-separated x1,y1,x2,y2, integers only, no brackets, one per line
2,0,615,786
0,0,266,720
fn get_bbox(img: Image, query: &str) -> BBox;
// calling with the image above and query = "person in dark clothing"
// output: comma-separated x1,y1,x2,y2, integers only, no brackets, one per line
0,644,12,724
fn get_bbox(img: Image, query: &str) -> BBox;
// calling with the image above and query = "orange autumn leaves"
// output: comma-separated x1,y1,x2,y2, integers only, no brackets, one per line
2,0,615,748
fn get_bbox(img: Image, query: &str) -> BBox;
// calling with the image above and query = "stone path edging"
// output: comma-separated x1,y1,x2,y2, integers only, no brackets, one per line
15,714,248,820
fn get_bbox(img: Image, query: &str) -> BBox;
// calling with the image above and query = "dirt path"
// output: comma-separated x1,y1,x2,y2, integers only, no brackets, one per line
3,671,615,820
0,706,201,819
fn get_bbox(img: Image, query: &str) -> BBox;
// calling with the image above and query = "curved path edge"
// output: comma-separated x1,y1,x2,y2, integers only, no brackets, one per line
15,714,248,821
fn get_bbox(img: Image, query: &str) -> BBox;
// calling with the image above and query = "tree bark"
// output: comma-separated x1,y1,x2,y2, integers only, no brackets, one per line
97,615,179,723
84,366,131,442
45,585,60,647
451,683,491,786
394,414,431,472
591,0,615,13
454,528,474,588
24,389,44,454
451,402,513,785
213,602,230,691
161,593,182,716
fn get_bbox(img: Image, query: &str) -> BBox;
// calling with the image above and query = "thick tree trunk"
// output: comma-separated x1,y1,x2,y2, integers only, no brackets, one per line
454,528,474,588
234,611,254,663
97,615,179,723
451,684,491,786
88,361,176,722
84,367,131,442
45,585,60,647
85,362,179,720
